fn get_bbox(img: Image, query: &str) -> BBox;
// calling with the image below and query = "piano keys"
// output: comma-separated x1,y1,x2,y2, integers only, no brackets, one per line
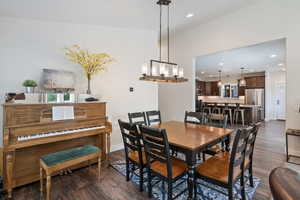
2,102,112,198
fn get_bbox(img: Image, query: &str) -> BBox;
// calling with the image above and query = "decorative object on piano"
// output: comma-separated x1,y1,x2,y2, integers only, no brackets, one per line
65,45,116,94
42,69,75,92
139,0,188,83
5,93,25,103
23,80,37,93
44,93,75,103
85,97,99,102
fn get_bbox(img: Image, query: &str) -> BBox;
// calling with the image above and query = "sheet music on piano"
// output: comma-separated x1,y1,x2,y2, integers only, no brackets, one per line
52,106,75,121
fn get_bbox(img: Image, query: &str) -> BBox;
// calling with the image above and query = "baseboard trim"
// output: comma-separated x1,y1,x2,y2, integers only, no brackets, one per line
111,143,124,152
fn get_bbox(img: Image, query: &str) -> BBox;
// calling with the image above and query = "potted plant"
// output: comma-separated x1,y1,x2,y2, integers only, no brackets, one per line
23,80,37,93
65,45,115,94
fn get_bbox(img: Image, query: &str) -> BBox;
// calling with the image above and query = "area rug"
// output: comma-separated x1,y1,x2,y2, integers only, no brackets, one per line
112,160,261,200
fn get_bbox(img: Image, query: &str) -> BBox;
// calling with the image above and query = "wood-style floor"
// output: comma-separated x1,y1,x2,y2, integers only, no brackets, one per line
10,120,287,200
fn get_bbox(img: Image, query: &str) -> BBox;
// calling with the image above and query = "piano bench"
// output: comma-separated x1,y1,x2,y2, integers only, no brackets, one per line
39,145,101,200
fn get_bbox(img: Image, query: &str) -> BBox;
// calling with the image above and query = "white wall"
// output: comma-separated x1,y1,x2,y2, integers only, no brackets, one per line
265,71,286,121
159,0,300,154
0,17,158,150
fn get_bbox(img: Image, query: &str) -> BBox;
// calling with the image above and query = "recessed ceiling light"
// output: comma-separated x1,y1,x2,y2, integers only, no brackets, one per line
278,63,284,66
201,71,205,74
219,62,224,66
186,13,194,18
270,54,277,58
281,68,286,72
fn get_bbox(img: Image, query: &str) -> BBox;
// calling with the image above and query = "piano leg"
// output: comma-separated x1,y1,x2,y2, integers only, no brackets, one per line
107,133,111,167
6,152,14,199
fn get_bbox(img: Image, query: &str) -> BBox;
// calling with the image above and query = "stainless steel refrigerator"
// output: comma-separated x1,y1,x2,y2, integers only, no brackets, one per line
245,89,265,121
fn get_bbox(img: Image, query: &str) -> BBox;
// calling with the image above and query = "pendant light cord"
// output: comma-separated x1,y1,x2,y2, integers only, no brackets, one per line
159,4,162,61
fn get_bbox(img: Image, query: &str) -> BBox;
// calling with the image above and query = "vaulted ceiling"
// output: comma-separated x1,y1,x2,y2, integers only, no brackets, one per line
0,0,259,31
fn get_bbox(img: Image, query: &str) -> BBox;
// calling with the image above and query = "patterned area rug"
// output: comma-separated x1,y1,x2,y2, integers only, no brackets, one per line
112,160,261,200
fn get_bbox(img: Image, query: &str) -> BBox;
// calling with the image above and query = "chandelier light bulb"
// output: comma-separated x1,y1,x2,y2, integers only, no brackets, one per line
179,67,184,78
141,63,148,75
152,65,157,76
173,65,179,76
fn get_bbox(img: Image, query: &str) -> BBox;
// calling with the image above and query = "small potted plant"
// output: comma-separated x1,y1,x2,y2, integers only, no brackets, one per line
23,80,37,93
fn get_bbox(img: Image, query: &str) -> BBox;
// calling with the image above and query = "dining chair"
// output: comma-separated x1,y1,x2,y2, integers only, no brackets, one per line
233,103,245,126
202,114,228,161
139,125,188,200
184,111,206,124
128,112,147,125
223,103,233,126
211,103,221,114
202,103,212,115
145,110,161,126
244,122,260,187
194,127,251,200
118,120,146,192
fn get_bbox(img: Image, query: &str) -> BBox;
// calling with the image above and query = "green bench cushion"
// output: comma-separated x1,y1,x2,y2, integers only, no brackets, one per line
41,145,101,167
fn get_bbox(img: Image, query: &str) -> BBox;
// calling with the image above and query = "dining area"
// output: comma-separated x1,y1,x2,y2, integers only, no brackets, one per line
116,110,260,200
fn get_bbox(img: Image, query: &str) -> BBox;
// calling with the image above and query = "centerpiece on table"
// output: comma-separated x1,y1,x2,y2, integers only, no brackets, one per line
65,45,115,94
23,80,38,93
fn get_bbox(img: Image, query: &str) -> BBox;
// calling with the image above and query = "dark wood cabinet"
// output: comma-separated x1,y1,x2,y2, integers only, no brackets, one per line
196,80,206,96
245,76,265,89
204,81,219,96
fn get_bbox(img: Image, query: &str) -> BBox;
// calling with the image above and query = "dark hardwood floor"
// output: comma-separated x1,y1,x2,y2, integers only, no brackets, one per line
10,120,287,200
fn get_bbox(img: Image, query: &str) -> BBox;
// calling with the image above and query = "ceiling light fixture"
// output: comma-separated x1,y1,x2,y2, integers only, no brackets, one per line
201,71,205,74
219,62,224,66
239,67,246,87
186,13,194,18
278,63,284,66
217,70,222,87
270,54,277,58
140,0,188,83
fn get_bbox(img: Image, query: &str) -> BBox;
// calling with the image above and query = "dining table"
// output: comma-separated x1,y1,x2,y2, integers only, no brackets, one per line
152,121,234,200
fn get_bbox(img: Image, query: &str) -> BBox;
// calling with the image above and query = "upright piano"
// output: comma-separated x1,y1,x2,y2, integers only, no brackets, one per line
2,102,112,198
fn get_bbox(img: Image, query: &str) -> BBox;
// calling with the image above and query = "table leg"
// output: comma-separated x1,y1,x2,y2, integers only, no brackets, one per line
186,151,197,200
187,164,196,200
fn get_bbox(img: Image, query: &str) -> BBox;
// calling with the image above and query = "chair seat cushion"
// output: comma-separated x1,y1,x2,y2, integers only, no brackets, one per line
41,145,100,167
128,151,147,165
151,158,187,179
196,152,241,183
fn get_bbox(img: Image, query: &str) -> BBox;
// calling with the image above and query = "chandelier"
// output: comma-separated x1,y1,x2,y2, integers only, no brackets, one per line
240,67,246,86
139,0,188,83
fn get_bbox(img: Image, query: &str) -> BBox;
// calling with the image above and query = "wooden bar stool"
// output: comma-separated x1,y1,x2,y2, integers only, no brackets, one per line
203,103,211,115
211,103,221,114
223,103,233,126
233,103,245,126
40,145,101,200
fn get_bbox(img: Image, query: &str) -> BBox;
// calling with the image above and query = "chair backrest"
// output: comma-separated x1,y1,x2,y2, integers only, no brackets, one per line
118,120,143,163
139,125,172,179
184,111,205,124
207,113,228,128
245,123,260,163
228,127,251,184
128,112,147,125
146,110,161,126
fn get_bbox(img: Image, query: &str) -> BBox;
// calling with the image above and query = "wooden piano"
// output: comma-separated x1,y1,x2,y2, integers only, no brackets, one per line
2,102,112,198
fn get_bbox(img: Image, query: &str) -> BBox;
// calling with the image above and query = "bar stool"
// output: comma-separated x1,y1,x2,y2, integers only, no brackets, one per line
222,103,233,126
211,103,221,114
203,103,211,115
233,103,245,126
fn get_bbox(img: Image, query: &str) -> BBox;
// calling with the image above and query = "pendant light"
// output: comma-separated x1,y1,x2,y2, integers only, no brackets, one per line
217,70,222,87
240,67,246,86
139,0,188,83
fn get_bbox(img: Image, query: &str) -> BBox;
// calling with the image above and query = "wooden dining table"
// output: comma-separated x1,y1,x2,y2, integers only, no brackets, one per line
152,121,234,200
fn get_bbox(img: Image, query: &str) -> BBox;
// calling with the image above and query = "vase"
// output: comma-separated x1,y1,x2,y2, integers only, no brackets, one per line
87,74,91,94
25,87,35,93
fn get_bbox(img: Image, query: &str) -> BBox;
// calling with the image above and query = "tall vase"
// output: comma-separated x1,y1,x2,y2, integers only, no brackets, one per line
87,74,91,94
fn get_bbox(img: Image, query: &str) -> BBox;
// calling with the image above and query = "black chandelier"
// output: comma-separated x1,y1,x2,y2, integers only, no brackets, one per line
140,0,188,83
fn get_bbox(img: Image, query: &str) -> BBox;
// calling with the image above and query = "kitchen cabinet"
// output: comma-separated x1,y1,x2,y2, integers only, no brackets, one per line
245,76,265,89
196,80,206,96
205,81,219,96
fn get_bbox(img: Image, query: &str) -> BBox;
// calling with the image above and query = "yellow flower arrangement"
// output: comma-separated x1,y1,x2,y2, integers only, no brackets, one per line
65,45,115,94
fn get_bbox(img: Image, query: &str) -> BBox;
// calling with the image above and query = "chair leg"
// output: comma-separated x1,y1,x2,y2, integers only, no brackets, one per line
241,174,246,200
147,169,152,198
98,157,101,181
202,152,206,161
229,110,233,126
228,187,233,200
46,176,51,200
139,167,144,192
40,167,43,197
126,161,130,181
241,111,245,126
249,164,254,187
167,181,172,200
